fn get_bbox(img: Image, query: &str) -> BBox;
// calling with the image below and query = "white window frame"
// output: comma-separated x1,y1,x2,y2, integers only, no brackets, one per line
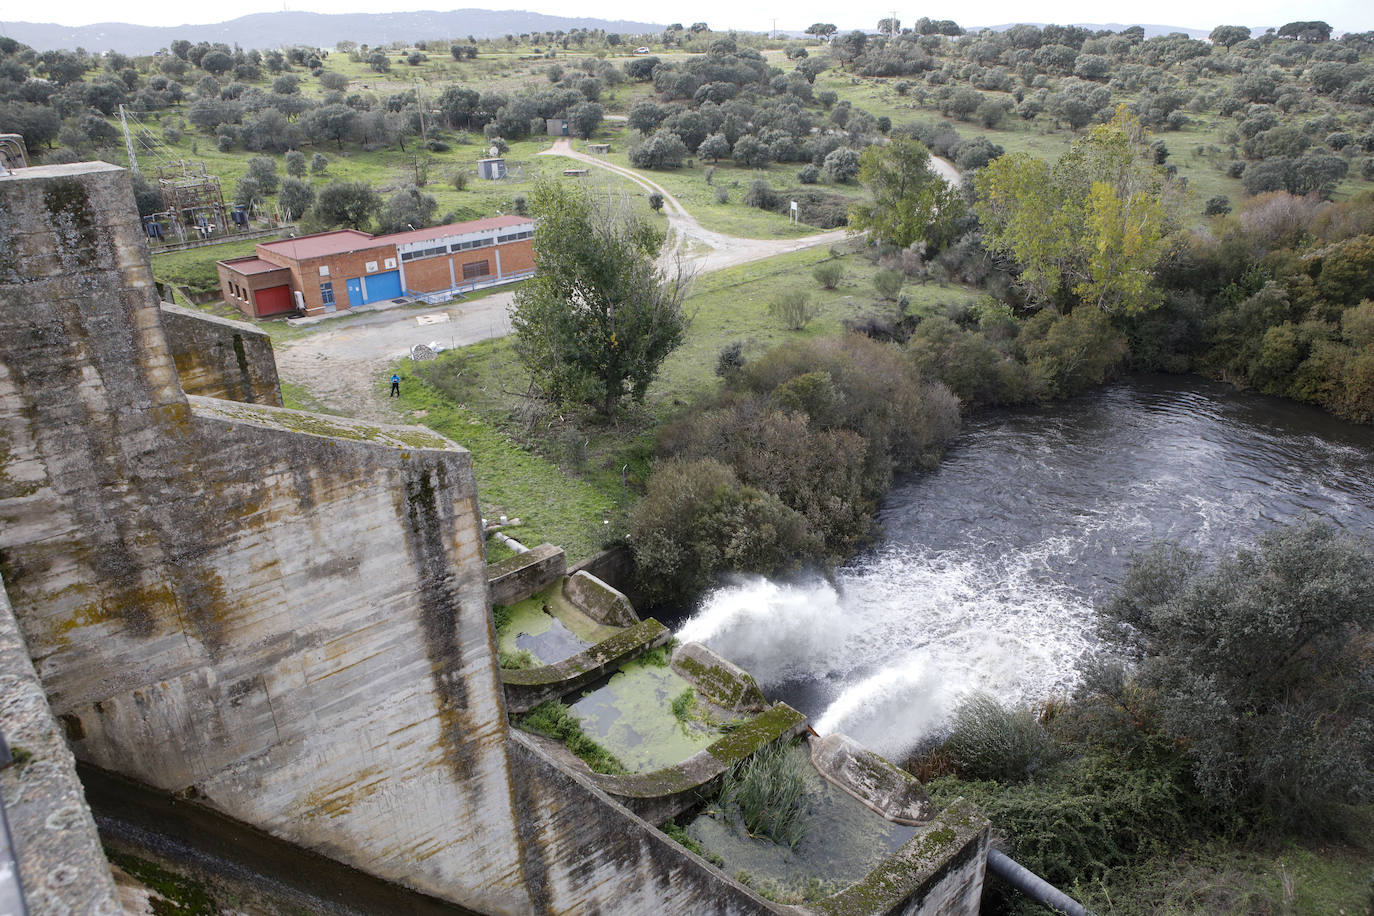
318,265,330,277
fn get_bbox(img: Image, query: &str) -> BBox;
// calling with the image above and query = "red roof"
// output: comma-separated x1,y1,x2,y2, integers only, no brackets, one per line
257,229,386,260
378,215,533,246
222,256,291,276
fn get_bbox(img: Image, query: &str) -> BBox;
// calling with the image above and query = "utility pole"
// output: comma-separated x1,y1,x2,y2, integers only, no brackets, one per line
119,104,139,177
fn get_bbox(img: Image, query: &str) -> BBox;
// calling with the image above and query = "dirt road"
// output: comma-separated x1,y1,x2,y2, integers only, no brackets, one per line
538,138,851,274
275,292,515,423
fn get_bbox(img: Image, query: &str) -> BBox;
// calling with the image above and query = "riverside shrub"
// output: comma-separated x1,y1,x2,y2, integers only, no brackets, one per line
1102,521,1374,829
629,458,817,605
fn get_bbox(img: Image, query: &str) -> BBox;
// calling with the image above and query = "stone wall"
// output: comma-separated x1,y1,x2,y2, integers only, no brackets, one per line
0,575,123,915
160,302,283,405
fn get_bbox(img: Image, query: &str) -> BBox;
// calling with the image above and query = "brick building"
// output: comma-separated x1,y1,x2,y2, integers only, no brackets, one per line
217,215,535,319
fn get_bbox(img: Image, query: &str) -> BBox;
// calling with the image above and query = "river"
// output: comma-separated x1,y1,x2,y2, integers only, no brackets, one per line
675,375,1374,760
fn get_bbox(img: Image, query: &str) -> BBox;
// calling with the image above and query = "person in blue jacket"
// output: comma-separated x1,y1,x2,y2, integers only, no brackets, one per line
390,373,401,397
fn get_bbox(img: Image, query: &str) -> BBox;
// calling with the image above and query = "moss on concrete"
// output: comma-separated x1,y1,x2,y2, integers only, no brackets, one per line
707,705,808,767
191,397,455,450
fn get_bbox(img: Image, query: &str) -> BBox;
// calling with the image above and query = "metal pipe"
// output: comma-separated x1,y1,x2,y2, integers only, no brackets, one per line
987,848,1095,916
491,531,529,555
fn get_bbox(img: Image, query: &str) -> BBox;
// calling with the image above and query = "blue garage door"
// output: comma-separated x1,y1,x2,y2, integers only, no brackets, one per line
363,270,402,304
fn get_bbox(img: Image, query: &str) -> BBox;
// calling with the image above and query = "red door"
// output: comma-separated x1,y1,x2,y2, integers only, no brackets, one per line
255,284,293,317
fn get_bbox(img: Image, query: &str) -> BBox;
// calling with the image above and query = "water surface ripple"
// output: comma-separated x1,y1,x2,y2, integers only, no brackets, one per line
676,375,1374,759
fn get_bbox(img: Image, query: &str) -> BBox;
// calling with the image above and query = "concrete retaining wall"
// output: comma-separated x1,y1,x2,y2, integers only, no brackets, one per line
0,576,122,915
488,543,566,607
570,544,635,595
811,799,990,916
160,302,283,406
507,731,788,915
588,704,809,825
563,570,639,628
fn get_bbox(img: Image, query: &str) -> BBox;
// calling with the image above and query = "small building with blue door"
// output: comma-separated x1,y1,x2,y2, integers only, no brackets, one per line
217,215,535,319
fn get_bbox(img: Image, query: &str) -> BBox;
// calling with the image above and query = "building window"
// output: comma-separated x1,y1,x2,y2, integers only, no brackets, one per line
462,260,491,279
319,265,330,277
320,282,335,305
365,261,378,273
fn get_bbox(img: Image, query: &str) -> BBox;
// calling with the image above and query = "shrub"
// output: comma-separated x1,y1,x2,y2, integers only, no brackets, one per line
715,341,745,380
939,693,1059,781
743,179,777,209
906,316,1039,409
629,458,817,606
648,192,664,211
1020,307,1128,398
717,744,808,848
873,268,904,300
768,290,817,330
1102,522,1374,829
813,261,843,289
797,164,820,184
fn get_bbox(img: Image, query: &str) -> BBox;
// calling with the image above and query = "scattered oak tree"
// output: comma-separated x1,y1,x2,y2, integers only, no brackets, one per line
512,180,692,414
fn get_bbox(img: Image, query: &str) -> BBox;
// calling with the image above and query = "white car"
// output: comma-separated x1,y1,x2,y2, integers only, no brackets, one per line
634,47,651,54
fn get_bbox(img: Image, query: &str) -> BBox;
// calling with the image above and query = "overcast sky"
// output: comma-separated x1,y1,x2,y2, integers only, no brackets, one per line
5,0,1372,35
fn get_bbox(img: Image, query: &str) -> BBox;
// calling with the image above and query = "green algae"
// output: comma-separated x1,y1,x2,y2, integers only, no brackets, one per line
494,582,622,666
570,660,725,772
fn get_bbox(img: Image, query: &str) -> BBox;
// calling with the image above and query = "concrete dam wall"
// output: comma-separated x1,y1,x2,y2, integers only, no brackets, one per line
0,161,987,914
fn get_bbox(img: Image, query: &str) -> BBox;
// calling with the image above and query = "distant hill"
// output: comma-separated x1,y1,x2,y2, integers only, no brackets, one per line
979,22,1215,39
1,9,667,54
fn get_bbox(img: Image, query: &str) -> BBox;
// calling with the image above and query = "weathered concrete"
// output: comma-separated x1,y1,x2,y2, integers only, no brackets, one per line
672,642,768,714
0,575,123,915
811,733,934,826
506,731,791,915
160,302,283,406
488,543,566,607
562,570,639,628
501,618,670,714
587,704,810,825
569,544,639,604
810,799,990,916
0,163,529,915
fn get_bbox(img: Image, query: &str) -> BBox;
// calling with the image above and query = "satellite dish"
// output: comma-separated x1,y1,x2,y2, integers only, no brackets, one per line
488,146,500,158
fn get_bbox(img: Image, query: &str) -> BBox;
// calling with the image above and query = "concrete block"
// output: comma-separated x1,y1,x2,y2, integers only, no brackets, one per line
563,570,639,628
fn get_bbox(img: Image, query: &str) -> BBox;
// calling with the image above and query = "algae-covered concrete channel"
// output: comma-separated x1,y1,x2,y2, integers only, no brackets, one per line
496,563,988,910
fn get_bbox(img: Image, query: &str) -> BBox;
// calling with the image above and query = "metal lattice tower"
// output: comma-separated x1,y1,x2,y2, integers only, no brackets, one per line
156,160,228,236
